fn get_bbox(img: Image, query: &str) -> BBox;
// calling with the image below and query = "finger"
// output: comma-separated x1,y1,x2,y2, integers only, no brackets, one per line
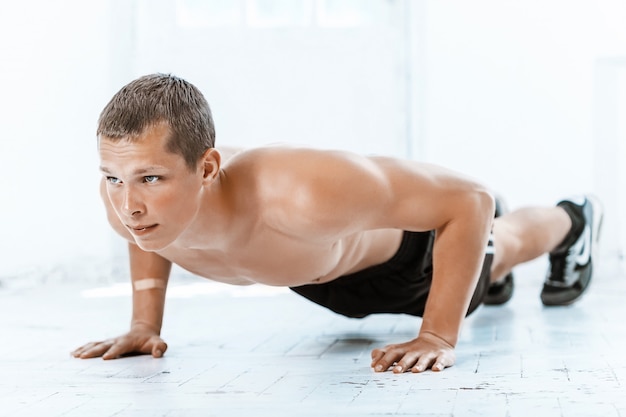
372,348,402,373
424,349,455,372
431,353,455,372
78,342,115,359
102,339,129,360
432,362,445,372
392,352,420,374
71,342,99,357
151,339,168,358
73,341,110,356
411,353,439,373
370,348,385,367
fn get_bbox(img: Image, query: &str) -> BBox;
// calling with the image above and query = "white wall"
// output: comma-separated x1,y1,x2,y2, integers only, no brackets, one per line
0,1,113,278
130,0,410,156
421,0,625,196
594,60,626,272
420,0,626,271
1,0,625,281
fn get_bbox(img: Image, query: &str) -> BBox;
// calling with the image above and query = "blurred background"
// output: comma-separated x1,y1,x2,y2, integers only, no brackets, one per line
0,0,625,286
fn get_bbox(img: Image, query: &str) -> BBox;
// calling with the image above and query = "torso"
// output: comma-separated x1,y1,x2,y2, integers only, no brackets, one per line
155,147,406,287
159,227,404,287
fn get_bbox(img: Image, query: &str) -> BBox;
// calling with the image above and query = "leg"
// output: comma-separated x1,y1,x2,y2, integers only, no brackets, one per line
489,195,603,306
490,206,572,283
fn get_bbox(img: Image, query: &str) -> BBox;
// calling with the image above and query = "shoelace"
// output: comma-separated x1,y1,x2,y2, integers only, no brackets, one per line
547,247,580,285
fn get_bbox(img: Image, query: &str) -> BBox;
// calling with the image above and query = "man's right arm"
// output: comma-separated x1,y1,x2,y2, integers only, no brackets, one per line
128,242,172,339
72,179,173,359
72,243,172,359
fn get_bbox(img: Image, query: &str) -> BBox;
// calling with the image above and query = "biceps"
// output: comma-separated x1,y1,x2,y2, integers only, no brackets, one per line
366,159,491,232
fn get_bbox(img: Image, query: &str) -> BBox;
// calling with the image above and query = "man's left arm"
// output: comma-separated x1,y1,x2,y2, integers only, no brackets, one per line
370,192,493,373
359,158,494,373
274,150,494,373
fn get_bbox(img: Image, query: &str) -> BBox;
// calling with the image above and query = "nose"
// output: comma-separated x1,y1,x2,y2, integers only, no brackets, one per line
121,185,145,217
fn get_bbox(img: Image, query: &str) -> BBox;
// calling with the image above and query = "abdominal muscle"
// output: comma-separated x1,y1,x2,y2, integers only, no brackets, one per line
161,228,405,287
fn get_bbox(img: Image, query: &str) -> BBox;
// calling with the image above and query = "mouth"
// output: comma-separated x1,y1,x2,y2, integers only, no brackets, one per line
127,224,158,235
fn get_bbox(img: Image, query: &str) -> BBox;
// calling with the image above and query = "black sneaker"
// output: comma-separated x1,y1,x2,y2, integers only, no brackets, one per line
540,195,603,306
484,273,514,306
484,196,515,306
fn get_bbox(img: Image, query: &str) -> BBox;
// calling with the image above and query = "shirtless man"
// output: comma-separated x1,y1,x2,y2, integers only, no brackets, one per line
72,74,603,374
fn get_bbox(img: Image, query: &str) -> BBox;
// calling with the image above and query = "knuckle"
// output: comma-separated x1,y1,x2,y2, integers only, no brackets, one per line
396,361,410,370
387,346,403,356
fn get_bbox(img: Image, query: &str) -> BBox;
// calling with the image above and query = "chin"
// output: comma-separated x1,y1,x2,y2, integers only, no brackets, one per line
134,237,172,252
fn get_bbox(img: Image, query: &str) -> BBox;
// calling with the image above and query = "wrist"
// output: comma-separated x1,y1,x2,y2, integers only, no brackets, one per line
131,319,161,334
418,329,456,349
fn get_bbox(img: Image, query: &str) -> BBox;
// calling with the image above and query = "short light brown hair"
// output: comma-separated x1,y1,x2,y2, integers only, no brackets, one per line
97,73,215,170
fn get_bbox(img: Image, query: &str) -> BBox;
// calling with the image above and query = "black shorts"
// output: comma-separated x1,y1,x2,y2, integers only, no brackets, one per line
289,230,493,318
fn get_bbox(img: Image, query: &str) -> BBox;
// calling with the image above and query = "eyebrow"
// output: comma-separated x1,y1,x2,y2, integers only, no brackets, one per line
99,166,167,175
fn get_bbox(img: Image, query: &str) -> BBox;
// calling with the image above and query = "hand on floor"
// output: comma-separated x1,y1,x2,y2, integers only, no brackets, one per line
370,332,455,373
71,323,168,360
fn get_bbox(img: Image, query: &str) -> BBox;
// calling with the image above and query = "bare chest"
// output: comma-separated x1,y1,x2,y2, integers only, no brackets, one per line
160,228,402,287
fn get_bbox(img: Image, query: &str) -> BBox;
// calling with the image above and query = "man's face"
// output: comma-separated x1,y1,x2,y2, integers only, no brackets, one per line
98,124,204,251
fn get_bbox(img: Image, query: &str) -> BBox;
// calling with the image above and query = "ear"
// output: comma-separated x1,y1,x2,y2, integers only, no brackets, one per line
200,148,221,184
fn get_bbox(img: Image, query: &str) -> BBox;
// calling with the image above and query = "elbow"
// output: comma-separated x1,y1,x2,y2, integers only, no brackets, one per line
446,181,494,232
468,186,495,232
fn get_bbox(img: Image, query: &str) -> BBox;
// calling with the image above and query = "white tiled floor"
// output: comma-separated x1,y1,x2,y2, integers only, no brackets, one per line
1,261,625,417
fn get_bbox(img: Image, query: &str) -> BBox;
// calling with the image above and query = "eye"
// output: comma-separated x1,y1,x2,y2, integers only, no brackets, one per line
106,176,122,184
144,176,159,184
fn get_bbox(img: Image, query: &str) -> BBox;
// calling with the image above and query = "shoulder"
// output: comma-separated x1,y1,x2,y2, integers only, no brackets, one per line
222,146,395,235
225,145,384,179
224,146,387,199
223,146,330,201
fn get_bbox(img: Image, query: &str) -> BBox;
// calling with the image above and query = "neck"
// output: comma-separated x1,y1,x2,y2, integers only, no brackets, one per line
176,170,234,250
